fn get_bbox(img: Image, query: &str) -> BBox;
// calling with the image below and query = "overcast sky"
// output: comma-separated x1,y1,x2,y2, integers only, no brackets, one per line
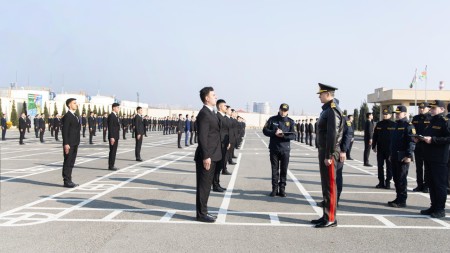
1,0,449,115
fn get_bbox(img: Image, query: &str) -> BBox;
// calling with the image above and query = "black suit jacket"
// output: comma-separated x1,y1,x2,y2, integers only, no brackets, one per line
62,112,81,146
108,112,120,140
19,117,27,130
217,112,230,148
364,120,374,141
39,118,45,130
1,118,6,128
134,115,145,135
194,106,222,162
88,117,95,129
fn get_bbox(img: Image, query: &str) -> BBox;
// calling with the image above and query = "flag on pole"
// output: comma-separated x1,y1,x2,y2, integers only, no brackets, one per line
410,68,417,88
419,65,427,81
439,81,444,90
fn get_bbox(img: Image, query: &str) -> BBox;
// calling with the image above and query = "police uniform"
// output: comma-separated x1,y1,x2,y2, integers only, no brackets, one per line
311,83,343,228
372,109,396,189
411,102,432,193
262,103,296,197
420,100,450,218
388,106,415,207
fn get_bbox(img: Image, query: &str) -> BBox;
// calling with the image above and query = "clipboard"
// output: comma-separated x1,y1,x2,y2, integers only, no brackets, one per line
410,134,425,139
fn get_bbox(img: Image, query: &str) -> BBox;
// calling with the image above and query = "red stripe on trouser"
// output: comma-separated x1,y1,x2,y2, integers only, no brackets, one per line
328,159,336,222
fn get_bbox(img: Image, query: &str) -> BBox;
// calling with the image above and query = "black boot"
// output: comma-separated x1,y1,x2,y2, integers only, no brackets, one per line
269,187,278,197
278,187,286,197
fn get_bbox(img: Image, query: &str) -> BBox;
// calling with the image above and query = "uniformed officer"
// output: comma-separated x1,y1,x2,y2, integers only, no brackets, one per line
26,115,31,133
346,115,355,160
305,118,310,145
388,105,415,208
364,113,374,167
411,102,432,193
262,103,296,197
34,114,39,138
19,113,27,145
38,113,45,143
417,100,450,218
48,115,54,137
314,118,319,148
300,120,305,143
88,112,95,144
295,120,301,142
53,114,61,141
311,83,343,228
176,114,184,148
1,113,7,140
102,113,108,142
81,113,87,138
372,109,396,189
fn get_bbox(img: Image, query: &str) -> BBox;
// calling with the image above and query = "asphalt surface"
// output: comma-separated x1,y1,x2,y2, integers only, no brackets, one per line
0,128,449,252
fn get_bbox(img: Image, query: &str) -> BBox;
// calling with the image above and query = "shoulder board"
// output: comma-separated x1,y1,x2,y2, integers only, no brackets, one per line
330,102,336,108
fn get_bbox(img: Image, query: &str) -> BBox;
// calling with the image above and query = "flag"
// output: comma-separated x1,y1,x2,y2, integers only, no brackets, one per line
410,68,417,88
419,65,427,81
439,81,444,90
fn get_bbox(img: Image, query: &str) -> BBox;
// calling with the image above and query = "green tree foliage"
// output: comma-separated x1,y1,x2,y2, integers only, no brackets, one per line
43,102,49,123
10,100,18,126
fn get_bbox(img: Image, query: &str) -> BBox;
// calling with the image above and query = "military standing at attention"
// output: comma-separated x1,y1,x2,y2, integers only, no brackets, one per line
108,103,121,171
263,103,296,198
372,109,396,189
81,113,87,138
26,115,31,133
311,83,343,228
387,106,415,208
364,113,374,167
39,113,45,143
102,113,108,142
411,102,432,193
1,113,7,140
53,114,61,141
88,112,95,144
417,100,450,218
34,114,39,138
346,115,355,160
19,113,27,145
177,114,184,148
134,107,145,162
61,98,81,188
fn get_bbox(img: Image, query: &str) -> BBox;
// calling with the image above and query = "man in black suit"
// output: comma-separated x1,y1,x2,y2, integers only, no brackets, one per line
134,107,145,161
88,112,95,144
62,98,81,188
102,113,108,142
81,113,87,138
48,115,54,137
53,114,61,141
39,113,45,143
213,99,231,193
364,112,374,167
176,114,184,148
1,113,6,141
26,115,31,133
190,115,195,145
308,118,314,146
19,113,27,144
195,86,222,223
108,103,121,171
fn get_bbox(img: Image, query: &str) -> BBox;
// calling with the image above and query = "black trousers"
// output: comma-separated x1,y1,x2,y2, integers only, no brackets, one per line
363,140,371,164
228,144,235,163
82,127,86,137
300,132,304,143
108,139,119,169
392,160,409,203
122,128,127,139
62,145,78,183
377,150,392,184
177,132,182,147
414,144,429,188
296,132,300,142
89,129,94,143
190,131,194,144
135,135,142,159
318,150,337,222
448,150,450,192
196,159,216,217
51,127,54,137
346,141,354,159
213,148,228,188
27,127,30,133
103,129,107,142
39,129,44,142
336,160,344,203
54,129,59,140
425,160,448,212
309,133,313,146
19,130,25,144
269,150,290,189
305,132,309,144
194,132,198,143
1,129,5,140
35,128,39,138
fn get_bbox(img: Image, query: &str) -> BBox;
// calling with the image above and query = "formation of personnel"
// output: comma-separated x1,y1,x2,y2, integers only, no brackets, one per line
294,118,318,147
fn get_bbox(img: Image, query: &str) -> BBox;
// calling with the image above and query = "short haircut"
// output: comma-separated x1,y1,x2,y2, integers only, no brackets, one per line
216,99,226,109
200,86,214,103
366,113,372,118
66,98,76,107
112,103,120,109
136,106,142,111
348,115,353,118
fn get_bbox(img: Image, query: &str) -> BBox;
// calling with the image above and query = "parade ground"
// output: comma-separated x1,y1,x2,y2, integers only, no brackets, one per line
1,130,449,252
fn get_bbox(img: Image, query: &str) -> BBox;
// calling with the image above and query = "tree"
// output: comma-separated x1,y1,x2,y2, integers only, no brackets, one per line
0,98,3,116
88,104,91,114
43,102,49,123
10,100,18,126
358,102,369,131
75,107,80,116
22,101,27,115
62,105,66,115
82,104,86,115
53,103,59,116
372,104,380,122
93,105,97,115
101,106,105,115
353,108,359,131
118,110,122,117
343,109,348,116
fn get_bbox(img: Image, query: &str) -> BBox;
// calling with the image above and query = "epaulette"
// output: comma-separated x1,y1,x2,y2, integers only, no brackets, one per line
331,102,336,108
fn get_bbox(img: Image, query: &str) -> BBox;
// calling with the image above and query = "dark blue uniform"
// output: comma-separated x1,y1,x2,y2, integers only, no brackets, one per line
1,117,6,140
372,119,396,188
422,113,450,215
263,113,296,193
389,118,415,205
411,112,432,191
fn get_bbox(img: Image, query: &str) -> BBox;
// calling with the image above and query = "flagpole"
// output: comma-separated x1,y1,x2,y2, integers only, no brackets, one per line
414,68,417,115
424,65,428,102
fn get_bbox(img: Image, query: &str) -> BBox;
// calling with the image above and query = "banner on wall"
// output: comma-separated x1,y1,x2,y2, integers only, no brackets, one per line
28,94,42,116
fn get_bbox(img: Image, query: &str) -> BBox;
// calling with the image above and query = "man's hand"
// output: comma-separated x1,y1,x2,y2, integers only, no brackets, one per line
368,139,373,146
339,152,346,163
324,159,332,166
227,143,231,150
64,144,70,155
110,138,115,145
137,134,141,140
422,136,432,144
203,158,211,170
372,148,377,153
401,157,411,163
275,129,284,138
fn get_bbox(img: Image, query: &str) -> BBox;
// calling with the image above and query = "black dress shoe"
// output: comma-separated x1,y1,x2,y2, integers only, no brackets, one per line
222,170,232,175
430,210,445,219
413,186,423,192
363,163,373,167
422,187,429,193
315,220,337,228
178,146,182,149
196,215,216,223
384,183,391,189
278,189,287,197
64,182,79,188
232,156,238,159
347,157,353,160
269,189,278,197
219,186,227,191
316,201,324,208
136,158,143,162
375,183,385,189
311,217,325,224
108,167,118,171
212,187,225,192
229,162,237,165
420,208,434,215
388,201,406,208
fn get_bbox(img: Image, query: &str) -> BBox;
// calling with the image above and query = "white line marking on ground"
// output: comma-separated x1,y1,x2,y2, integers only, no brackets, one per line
374,215,396,227
217,153,242,224
160,211,176,222
269,213,280,225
